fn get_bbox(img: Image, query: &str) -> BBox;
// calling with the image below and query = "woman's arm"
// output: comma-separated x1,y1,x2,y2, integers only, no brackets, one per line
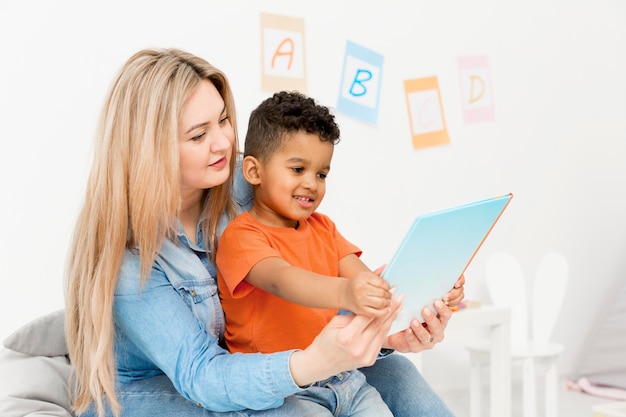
115,251,298,411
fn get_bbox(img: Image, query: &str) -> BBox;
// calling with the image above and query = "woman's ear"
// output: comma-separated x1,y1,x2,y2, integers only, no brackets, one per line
242,156,262,185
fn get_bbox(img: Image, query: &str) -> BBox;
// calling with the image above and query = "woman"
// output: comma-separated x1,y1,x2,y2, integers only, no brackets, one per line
65,48,463,417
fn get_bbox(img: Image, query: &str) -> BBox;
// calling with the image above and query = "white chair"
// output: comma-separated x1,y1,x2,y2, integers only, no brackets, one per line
466,252,569,417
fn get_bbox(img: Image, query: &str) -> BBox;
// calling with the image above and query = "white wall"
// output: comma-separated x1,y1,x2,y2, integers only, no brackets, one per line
1,0,625,392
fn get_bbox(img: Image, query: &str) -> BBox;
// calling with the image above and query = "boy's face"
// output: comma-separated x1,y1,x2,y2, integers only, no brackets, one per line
251,131,333,228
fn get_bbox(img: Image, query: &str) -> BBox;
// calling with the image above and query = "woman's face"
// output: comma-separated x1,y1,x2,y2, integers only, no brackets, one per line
178,79,234,193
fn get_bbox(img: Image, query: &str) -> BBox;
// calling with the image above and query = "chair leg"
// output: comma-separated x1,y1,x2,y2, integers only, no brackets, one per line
469,355,482,417
544,358,559,417
522,358,536,417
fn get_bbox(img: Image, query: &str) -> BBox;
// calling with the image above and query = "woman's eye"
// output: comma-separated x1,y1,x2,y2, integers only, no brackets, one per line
219,115,231,125
191,132,206,142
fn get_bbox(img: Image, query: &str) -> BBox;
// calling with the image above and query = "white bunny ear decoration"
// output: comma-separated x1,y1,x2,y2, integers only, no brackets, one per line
531,252,569,344
468,251,569,417
485,251,528,343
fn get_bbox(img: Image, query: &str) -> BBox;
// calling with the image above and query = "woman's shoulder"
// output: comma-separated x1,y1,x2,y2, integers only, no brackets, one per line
115,239,194,295
233,156,253,211
115,247,156,295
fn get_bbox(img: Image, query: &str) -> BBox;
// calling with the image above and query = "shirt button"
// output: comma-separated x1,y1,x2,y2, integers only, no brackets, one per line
191,289,196,297
196,402,202,407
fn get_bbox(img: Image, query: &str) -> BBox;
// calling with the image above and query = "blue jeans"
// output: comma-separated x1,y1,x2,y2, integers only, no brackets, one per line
289,370,392,416
360,353,455,417
81,354,452,417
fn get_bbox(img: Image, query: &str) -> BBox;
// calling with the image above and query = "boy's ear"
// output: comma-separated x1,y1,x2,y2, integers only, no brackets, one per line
242,155,262,185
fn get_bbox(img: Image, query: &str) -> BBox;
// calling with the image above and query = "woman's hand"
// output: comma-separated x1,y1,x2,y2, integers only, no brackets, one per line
383,274,464,353
443,274,465,307
383,299,453,353
288,294,402,387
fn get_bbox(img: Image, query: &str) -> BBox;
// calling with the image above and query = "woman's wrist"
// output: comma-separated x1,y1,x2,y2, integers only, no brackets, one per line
289,303,400,386
288,349,330,387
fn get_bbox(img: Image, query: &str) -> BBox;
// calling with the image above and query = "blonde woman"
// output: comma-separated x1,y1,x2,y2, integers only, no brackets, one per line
65,48,463,417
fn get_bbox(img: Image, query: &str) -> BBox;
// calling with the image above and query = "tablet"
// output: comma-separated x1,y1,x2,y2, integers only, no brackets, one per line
382,193,513,333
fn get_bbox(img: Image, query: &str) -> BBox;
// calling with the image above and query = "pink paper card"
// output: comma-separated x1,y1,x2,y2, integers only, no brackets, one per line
457,55,495,124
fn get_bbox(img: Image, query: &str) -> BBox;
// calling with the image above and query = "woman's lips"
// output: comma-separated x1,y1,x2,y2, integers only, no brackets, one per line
210,156,227,169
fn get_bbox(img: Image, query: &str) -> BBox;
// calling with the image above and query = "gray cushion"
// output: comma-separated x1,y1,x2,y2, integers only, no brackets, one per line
3,310,68,357
0,348,73,417
0,310,74,416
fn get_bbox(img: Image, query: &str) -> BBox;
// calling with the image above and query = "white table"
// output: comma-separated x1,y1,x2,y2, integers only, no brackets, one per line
407,305,511,417
450,305,511,417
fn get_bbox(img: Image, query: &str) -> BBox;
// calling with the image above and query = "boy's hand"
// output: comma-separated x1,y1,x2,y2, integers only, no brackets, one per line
340,271,392,317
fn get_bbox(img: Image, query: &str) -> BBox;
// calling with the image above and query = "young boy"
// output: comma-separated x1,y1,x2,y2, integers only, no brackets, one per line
216,91,394,416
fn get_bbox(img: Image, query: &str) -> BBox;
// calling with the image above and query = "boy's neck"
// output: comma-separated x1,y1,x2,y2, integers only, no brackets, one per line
248,205,301,229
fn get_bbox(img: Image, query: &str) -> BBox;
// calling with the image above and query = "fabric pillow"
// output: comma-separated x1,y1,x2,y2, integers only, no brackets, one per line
0,348,73,417
0,310,74,416
3,309,67,357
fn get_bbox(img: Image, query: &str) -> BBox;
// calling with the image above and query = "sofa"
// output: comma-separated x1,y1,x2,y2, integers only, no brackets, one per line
0,310,74,416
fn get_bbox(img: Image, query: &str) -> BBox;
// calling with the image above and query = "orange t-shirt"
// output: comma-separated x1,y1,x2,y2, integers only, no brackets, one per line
216,211,361,354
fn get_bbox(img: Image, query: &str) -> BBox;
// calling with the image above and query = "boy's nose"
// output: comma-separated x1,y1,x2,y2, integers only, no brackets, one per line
301,174,318,190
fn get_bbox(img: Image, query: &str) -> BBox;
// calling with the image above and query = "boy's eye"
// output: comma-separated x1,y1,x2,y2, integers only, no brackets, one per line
317,173,327,180
291,167,303,173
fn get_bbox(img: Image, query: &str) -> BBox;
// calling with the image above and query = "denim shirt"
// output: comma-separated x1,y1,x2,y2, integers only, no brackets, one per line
113,160,302,411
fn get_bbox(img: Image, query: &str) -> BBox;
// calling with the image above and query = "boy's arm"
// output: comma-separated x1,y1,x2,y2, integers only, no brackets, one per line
337,253,378,278
246,256,391,317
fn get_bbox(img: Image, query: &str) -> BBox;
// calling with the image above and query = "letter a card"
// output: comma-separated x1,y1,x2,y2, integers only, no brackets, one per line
404,76,450,150
457,55,495,124
337,41,384,126
260,13,307,93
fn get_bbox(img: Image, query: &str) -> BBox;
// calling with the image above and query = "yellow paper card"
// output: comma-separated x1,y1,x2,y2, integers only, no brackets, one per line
404,77,450,150
260,13,307,93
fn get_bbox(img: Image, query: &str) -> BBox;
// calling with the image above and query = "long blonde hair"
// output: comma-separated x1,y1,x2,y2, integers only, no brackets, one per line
64,48,238,417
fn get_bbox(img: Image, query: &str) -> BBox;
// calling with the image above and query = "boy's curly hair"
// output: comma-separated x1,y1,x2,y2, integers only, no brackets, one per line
244,91,340,161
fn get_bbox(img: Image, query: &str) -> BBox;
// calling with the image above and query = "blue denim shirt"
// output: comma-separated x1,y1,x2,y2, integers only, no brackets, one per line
113,160,302,411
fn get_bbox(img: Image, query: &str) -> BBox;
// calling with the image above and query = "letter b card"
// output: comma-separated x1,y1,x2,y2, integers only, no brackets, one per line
337,41,384,126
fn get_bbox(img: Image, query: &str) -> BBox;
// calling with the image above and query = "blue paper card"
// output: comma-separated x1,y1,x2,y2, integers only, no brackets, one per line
383,193,513,332
337,41,384,126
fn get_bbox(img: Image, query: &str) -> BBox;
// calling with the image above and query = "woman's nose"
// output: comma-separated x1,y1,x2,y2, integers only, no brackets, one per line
210,130,233,152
